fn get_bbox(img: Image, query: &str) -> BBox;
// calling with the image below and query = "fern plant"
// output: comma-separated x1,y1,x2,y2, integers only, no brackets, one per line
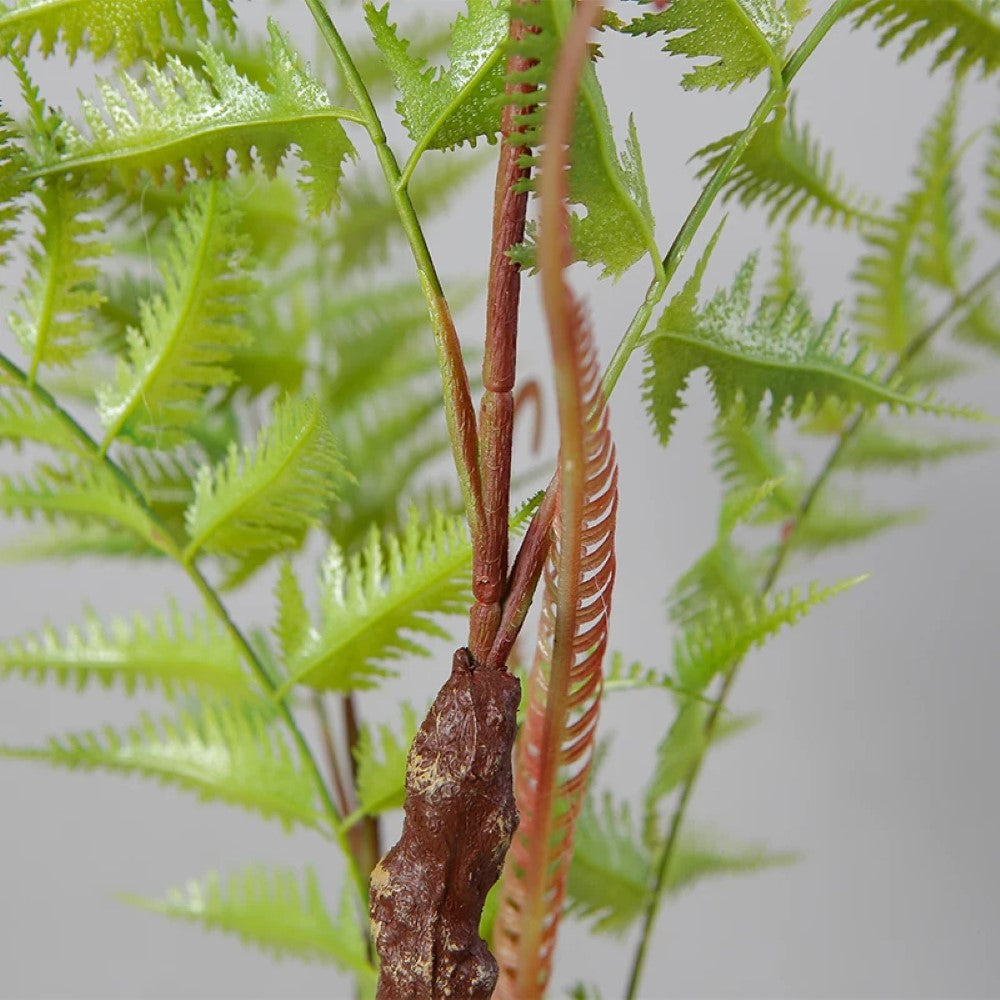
1,0,998,997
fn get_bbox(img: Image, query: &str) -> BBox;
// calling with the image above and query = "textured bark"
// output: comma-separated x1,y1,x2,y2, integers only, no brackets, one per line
370,648,520,999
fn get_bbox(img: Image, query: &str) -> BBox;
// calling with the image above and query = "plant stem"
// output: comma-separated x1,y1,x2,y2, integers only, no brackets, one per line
304,0,485,550
603,0,856,399
0,350,368,903
623,261,1000,1000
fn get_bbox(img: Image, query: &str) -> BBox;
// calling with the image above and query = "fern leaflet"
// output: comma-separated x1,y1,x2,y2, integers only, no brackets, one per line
97,183,255,448
354,702,420,816
838,419,993,469
0,701,325,830
0,0,237,65
183,394,343,559
365,0,507,151
0,110,25,268
43,22,355,216
123,867,374,979
847,0,1000,77
0,601,248,695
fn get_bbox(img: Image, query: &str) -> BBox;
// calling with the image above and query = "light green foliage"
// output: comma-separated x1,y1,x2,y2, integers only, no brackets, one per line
280,509,472,693
1,701,325,829
957,297,1000,353
644,252,953,445
355,702,419,815
49,23,355,216
125,867,375,980
365,0,507,150
9,180,108,375
675,579,865,691
0,0,236,65
97,184,255,447
695,104,877,227
0,111,24,267
0,601,248,695
838,420,992,470
848,0,1000,77
986,122,1000,230
184,394,343,558
792,496,922,550
512,0,660,278
0,385,87,453
623,0,807,90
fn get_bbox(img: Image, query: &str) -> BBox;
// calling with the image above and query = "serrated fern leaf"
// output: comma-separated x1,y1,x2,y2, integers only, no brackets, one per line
666,834,796,894
694,103,877,227
838,420,993,469
0,601,248,695
794,495,922,549
0,702,324,829
0,460,153,544
0,0,236,65
354,702,419,816
623,0,805,90
0,385,87,453
0,522,158,562
511,1,659,278
45,22,355,216
9,179,108,377
124,867,374,978
281,509,472,694
365,0,507,151
0,110,25,268
184,394,343,559
956,295,1000,354
97,183,255,448
847,0,1000,77
675,578,865,692
644,253,958,446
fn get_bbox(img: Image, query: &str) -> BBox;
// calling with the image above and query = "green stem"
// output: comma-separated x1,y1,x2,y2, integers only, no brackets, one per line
304,0,485,547
0,350,368,903
623,261,1000,1000
603,0,857,399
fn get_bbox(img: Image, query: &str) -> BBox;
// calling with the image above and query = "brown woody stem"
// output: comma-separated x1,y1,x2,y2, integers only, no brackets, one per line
469,8,536,664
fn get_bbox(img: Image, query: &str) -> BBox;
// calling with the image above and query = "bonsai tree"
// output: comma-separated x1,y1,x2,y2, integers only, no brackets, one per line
0,0,997,996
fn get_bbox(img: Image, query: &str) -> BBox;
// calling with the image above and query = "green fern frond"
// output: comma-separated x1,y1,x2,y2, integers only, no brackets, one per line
838,419,993,469
675,578,865,692
623,0,806,90
511,1,660,278
604,652,689,696
97,183,255,448
0,385,87,453
847,0,1000,78
0,459,153,544
0,110,26,267
956,296,1000,354
665,832,797,895
853,91,966,351
354,702,419,816
0,522,157,562
124,868,374,979
645,253,957,446
117,447,197,540
0,701,325,829
280,508,472,694
183,394,343,559
694,103,877,227
45,22,355,216
365,0,507,151
0,600,248,695
0,0,236,65
9,179,109,378
985,121,1000,231
794,496,922,549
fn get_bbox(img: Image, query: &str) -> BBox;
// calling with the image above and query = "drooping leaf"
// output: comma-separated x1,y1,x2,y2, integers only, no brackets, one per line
0,600,248,695
0,701,325,830
623,0,806,91
280,509,473,694
0,0,237,65
43,22,355,216
511,0,660,278
694,103,877,227
365,0,507,151
838,419,993,469
644,253,963,446
123,867,374,980
794,494,922,549
847,0,1000,78
97,183,255,448
354,702,420,816
183,394,343,559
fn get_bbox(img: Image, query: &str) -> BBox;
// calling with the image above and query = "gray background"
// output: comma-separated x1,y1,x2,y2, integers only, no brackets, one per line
1,1,998,997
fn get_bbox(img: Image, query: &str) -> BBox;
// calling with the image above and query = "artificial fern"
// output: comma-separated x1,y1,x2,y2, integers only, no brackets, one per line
354,702,419,816
0,600,248,695
38,22,355,216
1,700,325,830
124,866,375,981
0,0,237,65
97,183,255,448
183,393,343,559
